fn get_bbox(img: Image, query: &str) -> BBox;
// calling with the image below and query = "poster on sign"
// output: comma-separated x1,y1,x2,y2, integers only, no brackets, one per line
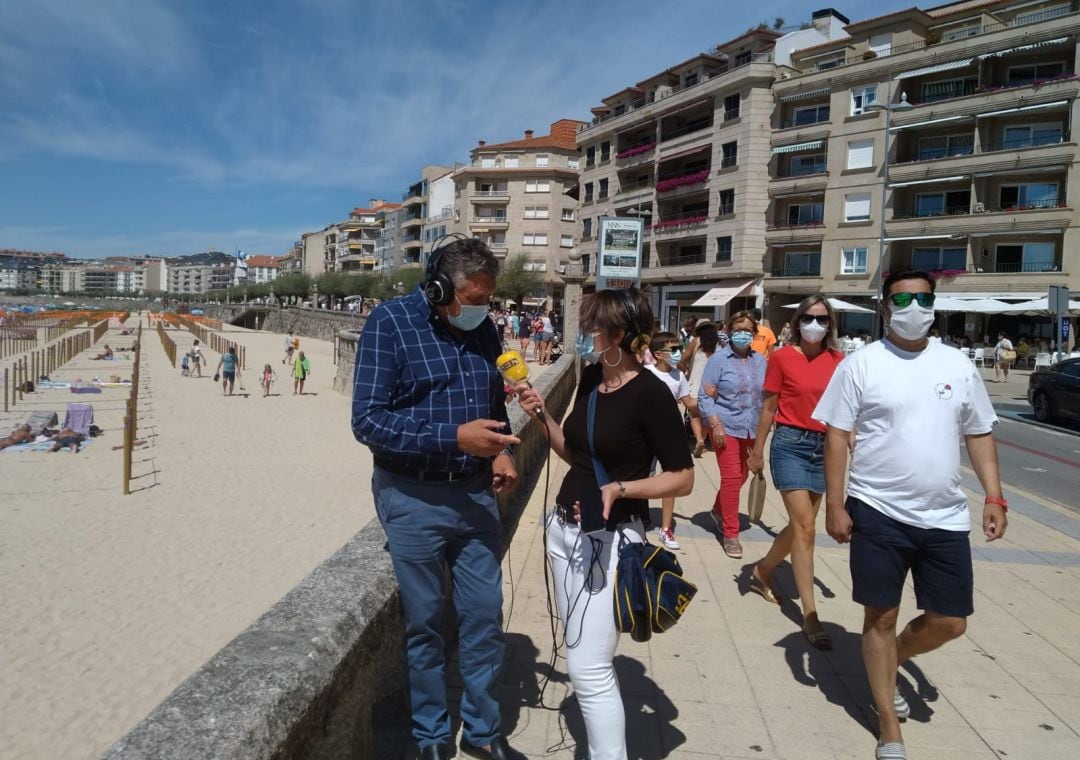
597,216,644,290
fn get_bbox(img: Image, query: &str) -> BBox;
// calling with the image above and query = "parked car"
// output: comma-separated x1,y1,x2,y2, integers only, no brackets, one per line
1028,358,1080,423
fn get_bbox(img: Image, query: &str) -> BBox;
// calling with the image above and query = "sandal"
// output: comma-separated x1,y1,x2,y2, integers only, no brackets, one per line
693,439,706,458
750,565,782,605
803,625,833,651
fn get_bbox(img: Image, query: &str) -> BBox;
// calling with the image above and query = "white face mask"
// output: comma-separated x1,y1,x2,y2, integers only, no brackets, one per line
887,303,935,342
800,320,828,344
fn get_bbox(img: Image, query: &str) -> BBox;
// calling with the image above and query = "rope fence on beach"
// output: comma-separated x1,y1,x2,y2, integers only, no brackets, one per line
4,320,109,413
122,323,143,496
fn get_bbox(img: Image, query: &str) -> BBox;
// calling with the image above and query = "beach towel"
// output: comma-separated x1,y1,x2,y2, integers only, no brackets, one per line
70,386,103,394
64,403,94,435
1,438,94,454
25,410,58,436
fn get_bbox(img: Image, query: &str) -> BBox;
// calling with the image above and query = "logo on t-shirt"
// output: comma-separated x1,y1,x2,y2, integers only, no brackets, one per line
934,382,953,400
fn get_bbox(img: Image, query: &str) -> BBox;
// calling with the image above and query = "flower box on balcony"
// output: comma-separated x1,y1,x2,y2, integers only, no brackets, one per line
928,269,968,279
616,142,656,160
650,214,709,231
656,170,710,193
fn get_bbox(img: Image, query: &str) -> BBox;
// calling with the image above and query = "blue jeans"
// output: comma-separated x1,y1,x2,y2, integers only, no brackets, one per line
373,466,505,748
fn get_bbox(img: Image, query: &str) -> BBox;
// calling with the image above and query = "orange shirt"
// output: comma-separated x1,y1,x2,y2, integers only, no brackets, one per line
752,324,777,356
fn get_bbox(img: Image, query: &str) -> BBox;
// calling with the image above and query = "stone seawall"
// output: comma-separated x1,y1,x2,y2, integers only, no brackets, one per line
102,354,580,760
201,304,366,345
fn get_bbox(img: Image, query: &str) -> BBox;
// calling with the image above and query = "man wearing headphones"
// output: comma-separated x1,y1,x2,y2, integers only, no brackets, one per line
352,236,525,760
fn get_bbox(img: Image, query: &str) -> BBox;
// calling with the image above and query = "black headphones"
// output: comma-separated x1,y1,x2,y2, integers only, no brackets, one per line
615,288,651,354
423,233,471,307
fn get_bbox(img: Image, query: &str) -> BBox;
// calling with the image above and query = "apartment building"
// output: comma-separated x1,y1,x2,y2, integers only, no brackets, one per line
331,200,401,273
244,255,280,283
422,170,456,260
166,252,235,294
770,0,1080,336
452,119,586,308
394,165,452,269
375,206,403,272
0,257,38,290
575,26,816,329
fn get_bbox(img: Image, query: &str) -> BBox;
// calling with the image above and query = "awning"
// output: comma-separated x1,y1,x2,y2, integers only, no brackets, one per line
933,297,1014,314
890,114,969,131
896,58,974,80
996,296,1080,315
884,234,964,242
976,100,1069,119
778,86,831,102
772,140,825,154
889,175,968,188
658,143,711,162
979,38,1070,59
692,279,755,307
781,297,874,313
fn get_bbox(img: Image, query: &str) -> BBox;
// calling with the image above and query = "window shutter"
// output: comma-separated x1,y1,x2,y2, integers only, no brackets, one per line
847,139,874,169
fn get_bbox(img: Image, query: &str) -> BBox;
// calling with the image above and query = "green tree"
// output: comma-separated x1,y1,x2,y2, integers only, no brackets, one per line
374,268,426,301
774,16,785,30
494,254,544,310
272,273,312,302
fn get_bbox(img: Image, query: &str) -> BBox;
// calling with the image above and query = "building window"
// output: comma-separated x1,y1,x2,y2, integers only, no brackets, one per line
524,206,549,219
1000,182,1059,210
560,234,574,248
535,154,548,167
721,141,737,168
995,242,1055,273
791,104,830,127
1007,61,1066,86
920,77,976,103
850,85,878,115
598,178,609,199
504,156,519,168
683,71,699,87
816,56,843,71
1001,123,1063,149
786,152,827,177
718,189,735,215
784,251,821,276
583,182,594,203
480,156,496,168
734,50,752,67
582,218,593,238
600,141,611,161
585,146,595,167
913,246,968,271
786,202,823,226
846,138,874,169
561,208,575,221
568,158,579,169
868,33,892,56
914,190,970,217
526,179,551,193
715,236,732,263
523,261,547,272
724,93,740,120
941,24,979,42
523,233,548,246
917,134,974,160
841,247,868,274
844,192,872,221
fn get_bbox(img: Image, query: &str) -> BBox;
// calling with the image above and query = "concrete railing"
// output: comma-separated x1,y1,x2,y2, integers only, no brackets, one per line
102,353,580,760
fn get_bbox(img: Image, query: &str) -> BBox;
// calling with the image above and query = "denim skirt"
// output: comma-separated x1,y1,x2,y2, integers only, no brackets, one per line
769,424,826,493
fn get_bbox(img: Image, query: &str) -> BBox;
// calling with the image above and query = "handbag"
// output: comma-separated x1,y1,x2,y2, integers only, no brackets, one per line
586,387,697,642
747,472,767,523
1000,349,1017,363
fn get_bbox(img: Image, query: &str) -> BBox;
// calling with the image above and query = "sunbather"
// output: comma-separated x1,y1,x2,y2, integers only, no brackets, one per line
93,345,114,360
48,428,86,453
0,424,33,449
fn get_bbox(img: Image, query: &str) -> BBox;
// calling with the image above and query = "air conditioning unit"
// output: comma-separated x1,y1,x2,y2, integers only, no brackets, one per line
655,84,674,99
973,202,986,213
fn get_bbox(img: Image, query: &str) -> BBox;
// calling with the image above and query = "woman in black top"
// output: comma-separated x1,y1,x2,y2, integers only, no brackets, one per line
515,288,693,759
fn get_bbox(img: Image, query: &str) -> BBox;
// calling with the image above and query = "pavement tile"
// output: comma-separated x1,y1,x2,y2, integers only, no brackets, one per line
1032,692,1080,733
659,701,775,758
977,726,1080,759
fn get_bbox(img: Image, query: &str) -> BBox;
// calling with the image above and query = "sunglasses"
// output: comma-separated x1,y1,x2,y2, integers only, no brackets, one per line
889,292,936,309
799,315,830,326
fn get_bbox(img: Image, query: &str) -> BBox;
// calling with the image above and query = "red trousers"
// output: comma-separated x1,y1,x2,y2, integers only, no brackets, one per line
710,433,754,539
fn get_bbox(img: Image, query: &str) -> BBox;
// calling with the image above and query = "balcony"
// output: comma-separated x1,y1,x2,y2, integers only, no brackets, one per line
615,142,656,167
470,190,510,203
889,139,1075,183
658,122,714,158
885,201,1071,237
402,216,425,230
779,112,831,130
769,172,828,198
469,216,510,230
614,178,653,205
891,76,1080,128
649,211,709,238
656,169,710,195
402,239,423,250
488,245,509,257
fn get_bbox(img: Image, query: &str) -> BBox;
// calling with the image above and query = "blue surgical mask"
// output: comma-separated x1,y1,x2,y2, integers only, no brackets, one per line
730,331,753,349
668,349,682,365
447,297,489,331
576,332,600,362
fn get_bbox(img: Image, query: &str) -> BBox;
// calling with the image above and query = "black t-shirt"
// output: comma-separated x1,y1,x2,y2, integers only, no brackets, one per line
557,363,693,530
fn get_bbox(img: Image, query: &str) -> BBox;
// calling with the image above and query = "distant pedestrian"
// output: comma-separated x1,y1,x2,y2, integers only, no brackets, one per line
215,346,239,396
517,313,531,356
283,331,295,365
539,311,555,364
292,350,310,395
190,340,203,378
749,308,777,357
646,331,694,550
260,363,276,397
994,331,1014,382
815,269,1006,760
531,315,543,361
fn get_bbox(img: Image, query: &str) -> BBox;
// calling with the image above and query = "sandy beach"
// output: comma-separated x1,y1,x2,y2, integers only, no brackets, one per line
0,315,371,759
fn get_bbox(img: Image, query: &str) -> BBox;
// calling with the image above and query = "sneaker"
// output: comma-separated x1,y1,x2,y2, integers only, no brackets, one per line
894,687,910,720
875,741,907,759
657,527,680,550
723,538,743,559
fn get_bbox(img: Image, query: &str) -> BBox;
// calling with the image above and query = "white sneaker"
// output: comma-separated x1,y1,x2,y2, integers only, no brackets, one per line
894,687,910,720
875,741,907,759
657,527,680,550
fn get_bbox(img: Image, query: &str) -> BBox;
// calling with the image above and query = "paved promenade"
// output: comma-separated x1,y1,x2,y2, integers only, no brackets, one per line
488,372,1080,759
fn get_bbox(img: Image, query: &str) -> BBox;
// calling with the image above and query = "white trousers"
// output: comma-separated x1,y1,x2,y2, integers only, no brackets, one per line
546,512,645,760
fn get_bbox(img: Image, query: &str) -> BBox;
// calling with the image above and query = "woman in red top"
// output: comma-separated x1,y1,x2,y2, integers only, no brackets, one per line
747,295,844,650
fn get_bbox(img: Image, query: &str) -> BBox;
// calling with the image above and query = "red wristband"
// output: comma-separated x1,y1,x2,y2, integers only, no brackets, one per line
984,496,1008,511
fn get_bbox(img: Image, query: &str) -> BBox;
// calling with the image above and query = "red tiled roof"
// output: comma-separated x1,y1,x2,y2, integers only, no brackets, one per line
472,118,587,153
843,7,933,31
926,0,1006,19
246,255,278,268
352,201,401,215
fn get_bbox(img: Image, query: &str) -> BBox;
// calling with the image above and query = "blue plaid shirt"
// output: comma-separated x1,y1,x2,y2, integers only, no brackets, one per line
351,286,509,473
697,346,766,439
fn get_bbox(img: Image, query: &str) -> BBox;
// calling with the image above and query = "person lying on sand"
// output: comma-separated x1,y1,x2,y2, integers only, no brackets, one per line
0,424,33,449
48,428,86,453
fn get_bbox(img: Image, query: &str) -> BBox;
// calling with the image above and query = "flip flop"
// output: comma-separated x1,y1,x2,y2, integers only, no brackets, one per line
803,626,833,651
750,566,783,605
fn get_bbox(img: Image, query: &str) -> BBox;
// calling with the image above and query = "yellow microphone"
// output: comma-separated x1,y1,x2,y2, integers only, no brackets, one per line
497,349,545,422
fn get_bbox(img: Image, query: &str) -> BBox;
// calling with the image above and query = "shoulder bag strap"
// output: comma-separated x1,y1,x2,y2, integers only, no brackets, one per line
586,387,611,487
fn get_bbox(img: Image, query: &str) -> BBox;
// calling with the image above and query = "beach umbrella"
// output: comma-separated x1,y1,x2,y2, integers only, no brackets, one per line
932,297,1014,314
997,296,1080,316
781,297,873,313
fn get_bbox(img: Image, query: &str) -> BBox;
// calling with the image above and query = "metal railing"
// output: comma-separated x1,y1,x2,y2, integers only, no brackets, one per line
770,265,822,277
980,133,1070,152
892,205,971,219
650,211,710,232
616,141,657,160
991,198,1066,212
471,216,509,224
780,113,830,129
992,260,1061,273
470,190,510,197
775,164,827,179
661,120,714,142
653,252,707,267
768,220,825,229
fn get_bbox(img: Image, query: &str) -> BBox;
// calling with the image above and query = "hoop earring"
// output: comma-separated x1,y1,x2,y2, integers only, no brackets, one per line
602,346,623,367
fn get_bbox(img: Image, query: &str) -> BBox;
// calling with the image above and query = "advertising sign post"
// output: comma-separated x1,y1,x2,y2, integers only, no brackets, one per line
596,216,644,291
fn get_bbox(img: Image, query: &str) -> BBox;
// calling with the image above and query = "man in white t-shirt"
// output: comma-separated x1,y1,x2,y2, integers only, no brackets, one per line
814,269,1008,760
646,332,692,550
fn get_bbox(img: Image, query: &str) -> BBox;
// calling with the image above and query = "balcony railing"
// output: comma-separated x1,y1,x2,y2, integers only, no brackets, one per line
471,190,510,197
892,205,971,219
780,113,830,129
471,216,508,224
768,220,826,230
720,155,737,169
992,260,1061,273
649,211,710,232
656,169,710,193
775,164,827,179
616,142,656,160
617,178,652,194
654,251,707,267
770,265,822,277
980,133,1070,153
661,120,713,142
991,198,1066,212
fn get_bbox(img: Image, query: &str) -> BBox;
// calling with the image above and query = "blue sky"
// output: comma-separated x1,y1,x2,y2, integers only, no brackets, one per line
0,0,887,259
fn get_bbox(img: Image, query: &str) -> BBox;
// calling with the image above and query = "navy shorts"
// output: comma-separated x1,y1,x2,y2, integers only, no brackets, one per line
223,371,235,382
847,497,974,618
769,424,825,493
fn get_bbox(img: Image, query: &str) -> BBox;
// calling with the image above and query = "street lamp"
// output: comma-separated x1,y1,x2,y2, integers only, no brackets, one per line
867,86,913,339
